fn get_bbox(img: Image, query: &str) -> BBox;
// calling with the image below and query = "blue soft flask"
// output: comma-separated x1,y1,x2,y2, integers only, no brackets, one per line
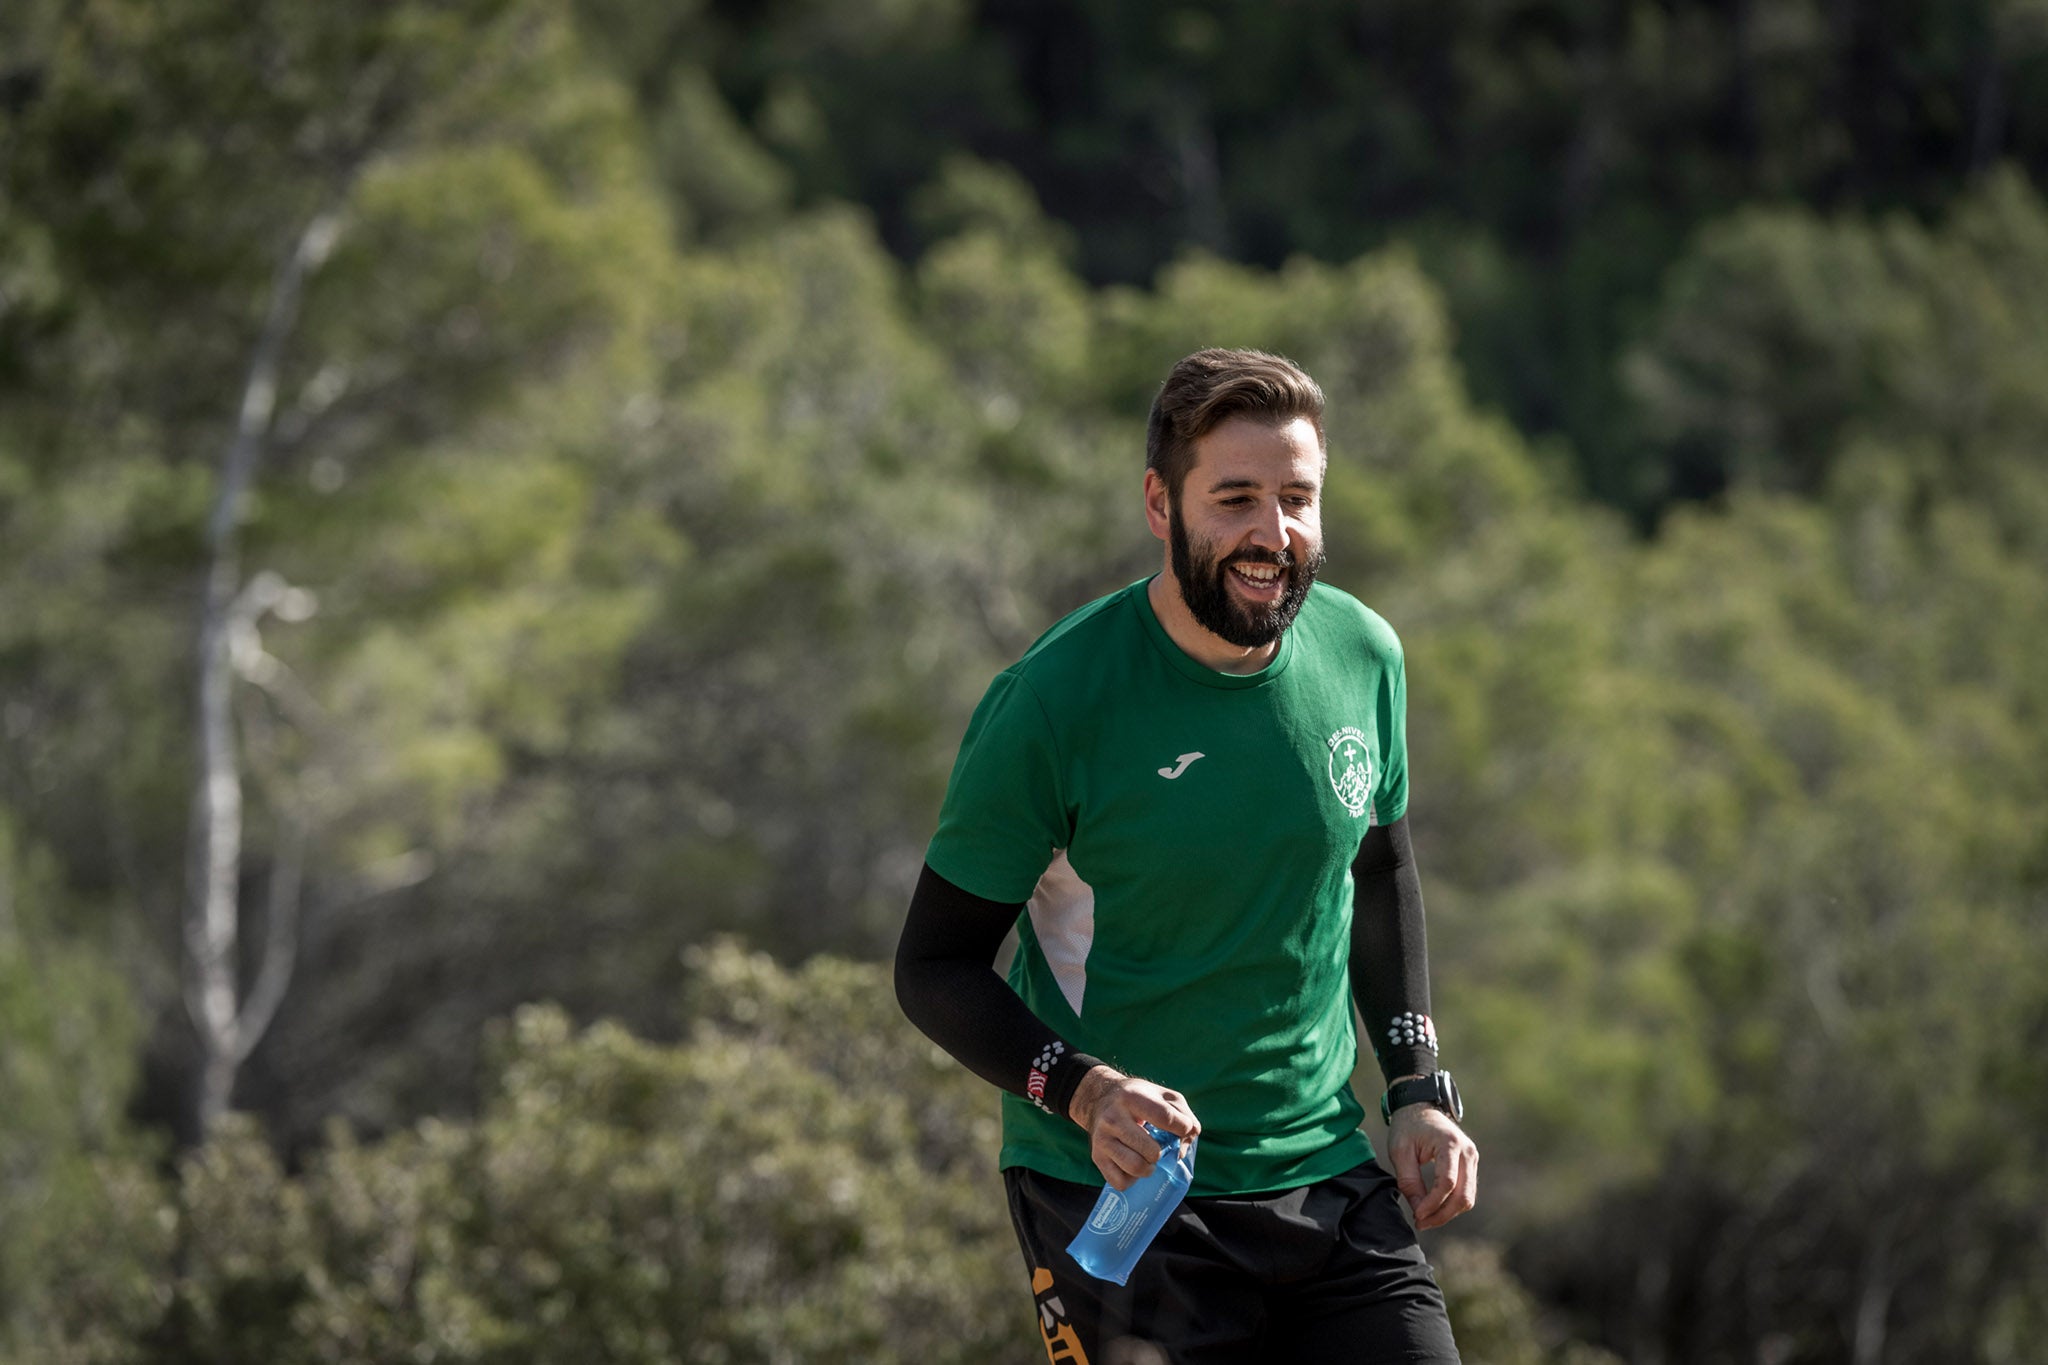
1066,1124,1197,1285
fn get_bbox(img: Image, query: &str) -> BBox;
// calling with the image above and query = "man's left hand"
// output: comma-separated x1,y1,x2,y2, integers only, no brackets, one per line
1388,1103,1478,1231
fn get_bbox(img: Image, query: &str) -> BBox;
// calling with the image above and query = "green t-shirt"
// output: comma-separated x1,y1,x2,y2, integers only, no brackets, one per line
925,577,1409,1196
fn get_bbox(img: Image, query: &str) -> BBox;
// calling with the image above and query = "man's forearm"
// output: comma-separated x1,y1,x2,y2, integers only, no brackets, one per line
894,862,1104,1118
1349,815,1439,1085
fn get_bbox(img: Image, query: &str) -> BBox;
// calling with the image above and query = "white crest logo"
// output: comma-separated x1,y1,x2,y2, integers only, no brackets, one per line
1327,726,1373,818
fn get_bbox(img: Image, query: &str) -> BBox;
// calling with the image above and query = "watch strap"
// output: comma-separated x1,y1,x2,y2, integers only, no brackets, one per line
1380,1070,1462,1125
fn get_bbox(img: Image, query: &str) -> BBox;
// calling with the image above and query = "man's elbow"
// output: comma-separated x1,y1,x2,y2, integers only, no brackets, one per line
892,924,926,1023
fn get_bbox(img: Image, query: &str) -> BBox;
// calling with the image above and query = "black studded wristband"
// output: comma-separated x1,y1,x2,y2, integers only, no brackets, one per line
1034,1047,1105,1119
1383,1011,1438,1055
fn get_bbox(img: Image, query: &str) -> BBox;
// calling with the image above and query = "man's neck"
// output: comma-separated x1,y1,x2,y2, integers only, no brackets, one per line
1147,570,1281,675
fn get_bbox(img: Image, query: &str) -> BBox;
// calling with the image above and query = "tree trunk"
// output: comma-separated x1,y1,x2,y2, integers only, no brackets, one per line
183,206,340,1137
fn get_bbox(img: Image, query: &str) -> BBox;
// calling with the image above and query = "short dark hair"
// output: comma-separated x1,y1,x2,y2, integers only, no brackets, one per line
1145,348,1327,501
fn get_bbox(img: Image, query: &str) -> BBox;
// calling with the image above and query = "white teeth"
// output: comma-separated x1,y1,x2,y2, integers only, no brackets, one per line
1234,564,1279,583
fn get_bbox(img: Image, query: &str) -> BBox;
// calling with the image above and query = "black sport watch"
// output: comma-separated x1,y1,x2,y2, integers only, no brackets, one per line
1380,1070,1463,1126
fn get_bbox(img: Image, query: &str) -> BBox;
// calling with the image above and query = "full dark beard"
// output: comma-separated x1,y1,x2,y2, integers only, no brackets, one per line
1170,510,1323,649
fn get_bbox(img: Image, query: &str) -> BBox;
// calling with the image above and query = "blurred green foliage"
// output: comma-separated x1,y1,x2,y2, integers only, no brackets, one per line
2,0,2045,1360
0,818,171,1364
581,0,2048,515
133,944,1030,1365
1,943,1610,1364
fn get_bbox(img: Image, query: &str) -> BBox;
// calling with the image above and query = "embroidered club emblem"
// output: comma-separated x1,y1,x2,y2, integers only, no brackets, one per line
1327,726,1373,818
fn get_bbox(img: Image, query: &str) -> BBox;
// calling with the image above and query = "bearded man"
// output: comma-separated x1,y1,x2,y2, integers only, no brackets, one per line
896,348,1475,1364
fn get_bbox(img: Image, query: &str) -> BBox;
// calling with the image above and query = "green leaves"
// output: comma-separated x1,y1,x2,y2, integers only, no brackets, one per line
0,818,170,1363
136,945,1031,1365
4,0,2047,1357
1628,170,2048,503
124,944,1618,1365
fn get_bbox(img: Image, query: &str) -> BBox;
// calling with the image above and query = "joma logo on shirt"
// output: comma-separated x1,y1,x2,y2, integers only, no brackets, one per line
1157,752,1205,779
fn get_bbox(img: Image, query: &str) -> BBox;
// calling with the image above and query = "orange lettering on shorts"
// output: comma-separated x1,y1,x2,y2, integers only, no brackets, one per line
1031,1266,1091,1365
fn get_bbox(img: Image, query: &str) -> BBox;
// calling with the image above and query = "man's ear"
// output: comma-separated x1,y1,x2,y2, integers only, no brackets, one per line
1144,469,1172,543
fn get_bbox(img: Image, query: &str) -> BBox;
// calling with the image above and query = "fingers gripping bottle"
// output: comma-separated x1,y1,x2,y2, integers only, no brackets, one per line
1066,1124,1197,1285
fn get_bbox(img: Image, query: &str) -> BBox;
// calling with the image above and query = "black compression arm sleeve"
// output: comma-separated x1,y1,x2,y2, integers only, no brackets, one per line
1350,815,1439,1085
894,863,1104,1119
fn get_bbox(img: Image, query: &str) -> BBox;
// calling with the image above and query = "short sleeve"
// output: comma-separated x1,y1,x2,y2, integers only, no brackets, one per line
925,670,1071,903
1374,637,1408,827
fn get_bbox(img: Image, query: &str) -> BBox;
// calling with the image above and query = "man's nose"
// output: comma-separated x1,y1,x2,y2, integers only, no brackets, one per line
1246,498,1288,552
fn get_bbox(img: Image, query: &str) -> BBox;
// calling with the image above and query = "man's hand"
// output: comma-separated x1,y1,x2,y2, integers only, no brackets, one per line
1067,1064,1201,1190
1388,1101,1478,1230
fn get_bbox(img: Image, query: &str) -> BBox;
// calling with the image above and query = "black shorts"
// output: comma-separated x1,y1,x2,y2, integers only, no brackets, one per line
1005,1160,1460,1365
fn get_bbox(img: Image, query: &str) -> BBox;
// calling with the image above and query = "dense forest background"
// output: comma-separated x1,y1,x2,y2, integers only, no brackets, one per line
4,1,2046,1361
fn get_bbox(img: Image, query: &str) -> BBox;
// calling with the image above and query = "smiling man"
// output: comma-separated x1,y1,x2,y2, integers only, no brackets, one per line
896,348,1474,1363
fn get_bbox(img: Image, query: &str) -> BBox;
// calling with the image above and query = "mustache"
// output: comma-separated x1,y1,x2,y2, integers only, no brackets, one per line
1223,549,1296,569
